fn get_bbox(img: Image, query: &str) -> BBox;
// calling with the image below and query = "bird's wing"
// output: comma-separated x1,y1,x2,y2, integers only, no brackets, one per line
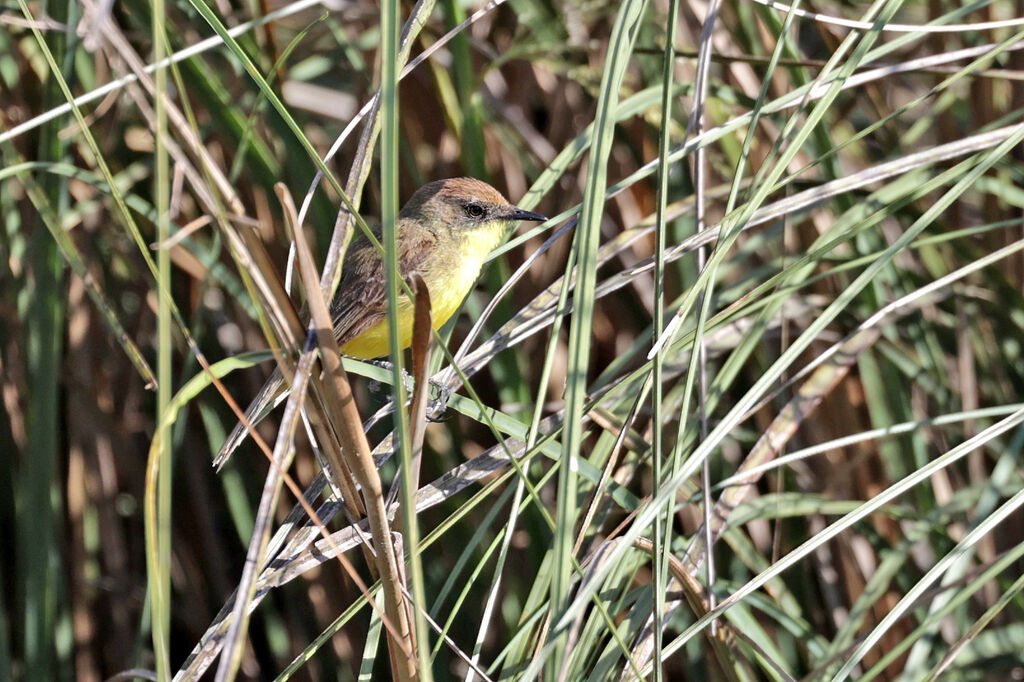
329,223,437,345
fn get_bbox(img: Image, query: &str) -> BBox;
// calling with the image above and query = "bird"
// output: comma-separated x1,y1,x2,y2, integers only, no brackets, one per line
214,177,547,468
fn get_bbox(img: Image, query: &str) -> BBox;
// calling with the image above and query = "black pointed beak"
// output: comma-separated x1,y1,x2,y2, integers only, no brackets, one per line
507,207,547,222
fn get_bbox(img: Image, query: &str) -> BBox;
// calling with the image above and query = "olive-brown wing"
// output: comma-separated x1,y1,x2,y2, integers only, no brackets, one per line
328,222,438,345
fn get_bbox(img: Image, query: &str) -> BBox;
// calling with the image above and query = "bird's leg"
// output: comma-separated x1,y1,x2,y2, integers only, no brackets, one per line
366,359,451,420
426,383,451,423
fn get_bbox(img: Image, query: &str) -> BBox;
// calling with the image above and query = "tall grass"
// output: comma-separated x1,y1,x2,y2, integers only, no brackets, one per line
3,0,1024,680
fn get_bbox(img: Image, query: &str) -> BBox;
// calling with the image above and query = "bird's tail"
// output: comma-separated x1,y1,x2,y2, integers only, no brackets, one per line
214,367,286,470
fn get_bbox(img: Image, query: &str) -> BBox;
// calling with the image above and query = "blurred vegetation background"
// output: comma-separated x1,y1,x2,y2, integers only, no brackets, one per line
3,0,1024,680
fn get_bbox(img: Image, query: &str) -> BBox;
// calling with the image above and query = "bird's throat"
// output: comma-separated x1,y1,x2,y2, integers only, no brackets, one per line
428,220,507,328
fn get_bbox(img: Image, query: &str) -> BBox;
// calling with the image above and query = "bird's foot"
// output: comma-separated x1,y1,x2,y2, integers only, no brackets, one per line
367,359,451,420
427,382,451,422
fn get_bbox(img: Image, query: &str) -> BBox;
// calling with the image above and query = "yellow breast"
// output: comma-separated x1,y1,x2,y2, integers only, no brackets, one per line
425,221,506,327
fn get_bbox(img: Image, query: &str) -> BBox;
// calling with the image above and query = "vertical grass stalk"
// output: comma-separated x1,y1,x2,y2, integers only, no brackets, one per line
380,0,427,677
18,1,73,678
651,0,681,675
151,3,173,679
548,0,647,677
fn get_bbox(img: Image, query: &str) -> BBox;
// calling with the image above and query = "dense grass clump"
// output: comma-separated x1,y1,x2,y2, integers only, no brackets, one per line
3,1,1024,679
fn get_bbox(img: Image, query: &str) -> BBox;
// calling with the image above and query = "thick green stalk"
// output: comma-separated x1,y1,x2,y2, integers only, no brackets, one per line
548,0,647,677
381,0,428,678
151,2,173,679
19,1,73,678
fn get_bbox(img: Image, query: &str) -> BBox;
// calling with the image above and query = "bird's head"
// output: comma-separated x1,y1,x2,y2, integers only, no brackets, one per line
399,177,547,237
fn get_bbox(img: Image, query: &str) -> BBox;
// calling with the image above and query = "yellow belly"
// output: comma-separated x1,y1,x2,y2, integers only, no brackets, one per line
338,289,468,359
338,296,412,359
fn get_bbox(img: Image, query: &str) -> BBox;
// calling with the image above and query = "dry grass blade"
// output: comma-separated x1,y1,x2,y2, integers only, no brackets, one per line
215,339,316,682
278,185,364,516
404,274,433,502
627,537,741,682
284,185,416,676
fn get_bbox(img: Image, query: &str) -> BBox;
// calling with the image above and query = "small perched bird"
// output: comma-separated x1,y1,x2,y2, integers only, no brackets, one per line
215,177,546,467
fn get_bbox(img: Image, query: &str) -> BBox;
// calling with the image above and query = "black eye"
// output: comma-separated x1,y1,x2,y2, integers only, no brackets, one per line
464,203,486,219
